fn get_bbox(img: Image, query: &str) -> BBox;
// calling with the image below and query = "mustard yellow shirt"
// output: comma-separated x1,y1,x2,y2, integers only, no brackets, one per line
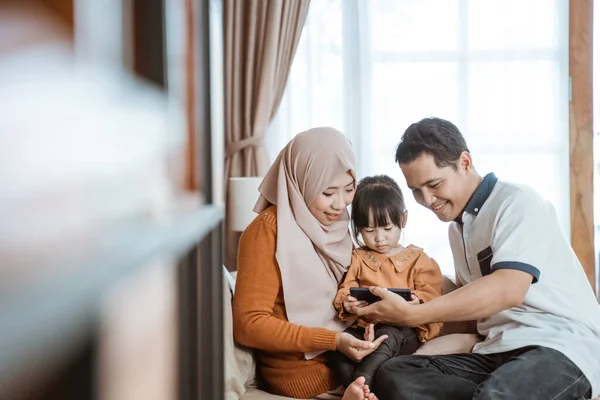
333,245,443,342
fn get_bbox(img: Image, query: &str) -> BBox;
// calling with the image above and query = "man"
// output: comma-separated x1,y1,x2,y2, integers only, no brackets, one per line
355,117,600,399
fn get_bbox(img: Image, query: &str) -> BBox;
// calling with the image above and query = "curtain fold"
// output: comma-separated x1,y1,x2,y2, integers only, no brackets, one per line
224,0,311,269
224,0,310,179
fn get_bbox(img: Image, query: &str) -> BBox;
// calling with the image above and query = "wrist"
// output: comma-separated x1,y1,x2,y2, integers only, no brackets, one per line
406,303,423,327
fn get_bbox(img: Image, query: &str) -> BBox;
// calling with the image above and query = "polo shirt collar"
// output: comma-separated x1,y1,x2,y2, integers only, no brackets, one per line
459,172,498,220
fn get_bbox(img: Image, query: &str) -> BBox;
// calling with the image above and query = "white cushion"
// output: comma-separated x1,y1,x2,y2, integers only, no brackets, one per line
224,267,257,400
240,387,295,400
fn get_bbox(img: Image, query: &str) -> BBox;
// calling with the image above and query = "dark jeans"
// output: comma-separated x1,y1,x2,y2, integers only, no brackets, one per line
376,345,592,400
328,325,420,389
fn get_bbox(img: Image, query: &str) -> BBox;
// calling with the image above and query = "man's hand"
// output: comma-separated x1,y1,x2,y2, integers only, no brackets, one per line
343,295,368,314
356,270,534,331
354,286,417,326
336,331,388,362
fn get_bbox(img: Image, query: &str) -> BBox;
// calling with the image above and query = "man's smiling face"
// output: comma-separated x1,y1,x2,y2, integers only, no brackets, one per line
400,152,473,222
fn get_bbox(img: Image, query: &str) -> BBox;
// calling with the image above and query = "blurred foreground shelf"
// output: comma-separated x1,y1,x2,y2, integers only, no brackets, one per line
0,204,224,400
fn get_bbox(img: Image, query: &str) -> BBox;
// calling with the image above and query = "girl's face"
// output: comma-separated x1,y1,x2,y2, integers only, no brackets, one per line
308,171,355,226
360,211,406,254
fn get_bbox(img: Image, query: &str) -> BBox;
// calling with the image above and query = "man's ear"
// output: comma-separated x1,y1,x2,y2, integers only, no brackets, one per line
458,151,473,173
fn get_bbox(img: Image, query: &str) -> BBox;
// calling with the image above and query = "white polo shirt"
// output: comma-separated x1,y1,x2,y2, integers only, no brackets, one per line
449,173,600,396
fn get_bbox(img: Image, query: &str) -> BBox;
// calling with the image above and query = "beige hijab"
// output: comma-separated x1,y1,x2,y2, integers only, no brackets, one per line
254,127,355,358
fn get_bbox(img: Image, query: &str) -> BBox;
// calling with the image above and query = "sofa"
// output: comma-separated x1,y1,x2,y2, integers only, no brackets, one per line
223,268,473,400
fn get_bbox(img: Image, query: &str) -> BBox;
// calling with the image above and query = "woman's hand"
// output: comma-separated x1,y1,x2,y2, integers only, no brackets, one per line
336,331,388,362
343,295,368,314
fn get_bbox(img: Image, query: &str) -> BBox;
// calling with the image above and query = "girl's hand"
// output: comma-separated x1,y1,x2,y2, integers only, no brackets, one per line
363,323,375,342
336,332,388,362
408,294,420,305
343,295,368,314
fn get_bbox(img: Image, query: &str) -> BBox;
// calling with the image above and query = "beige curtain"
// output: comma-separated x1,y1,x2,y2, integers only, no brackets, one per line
224,0,310,179
224,0,310,269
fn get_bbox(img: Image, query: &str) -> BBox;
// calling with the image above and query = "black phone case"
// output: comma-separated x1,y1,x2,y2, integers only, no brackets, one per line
349,287,412,304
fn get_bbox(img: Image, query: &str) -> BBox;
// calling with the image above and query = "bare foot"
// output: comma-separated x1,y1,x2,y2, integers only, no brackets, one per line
342,377,367,400
362,384,378,400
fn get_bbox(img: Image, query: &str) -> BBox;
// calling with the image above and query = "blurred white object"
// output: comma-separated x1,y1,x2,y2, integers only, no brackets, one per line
228,177,263,232
0,5,174,288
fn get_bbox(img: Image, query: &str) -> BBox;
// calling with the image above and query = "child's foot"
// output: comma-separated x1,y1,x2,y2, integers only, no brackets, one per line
362,384,379,400
342,377,367,400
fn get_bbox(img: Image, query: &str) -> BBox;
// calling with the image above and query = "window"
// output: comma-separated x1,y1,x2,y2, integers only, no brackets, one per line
269,0,569,275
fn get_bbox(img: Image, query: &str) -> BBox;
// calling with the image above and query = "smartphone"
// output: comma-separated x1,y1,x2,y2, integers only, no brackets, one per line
349,287,412,304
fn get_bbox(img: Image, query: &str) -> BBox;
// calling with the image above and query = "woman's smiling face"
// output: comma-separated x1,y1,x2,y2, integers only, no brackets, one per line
308,171,356,226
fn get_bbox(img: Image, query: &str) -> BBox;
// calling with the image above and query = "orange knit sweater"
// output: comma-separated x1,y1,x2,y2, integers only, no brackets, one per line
233,206,339,399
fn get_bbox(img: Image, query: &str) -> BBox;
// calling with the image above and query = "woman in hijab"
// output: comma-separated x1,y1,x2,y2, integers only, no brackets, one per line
233,128,385,399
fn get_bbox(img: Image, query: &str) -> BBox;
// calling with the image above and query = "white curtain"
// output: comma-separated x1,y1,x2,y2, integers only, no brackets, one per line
268,0,569,275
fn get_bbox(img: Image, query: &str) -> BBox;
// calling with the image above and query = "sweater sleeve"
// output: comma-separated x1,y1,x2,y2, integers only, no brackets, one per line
232,213,337,353
333,251,360,321
412,252,444,342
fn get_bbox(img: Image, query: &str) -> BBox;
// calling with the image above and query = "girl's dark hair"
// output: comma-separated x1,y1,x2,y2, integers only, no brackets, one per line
351,175,405,246
395,117,469,170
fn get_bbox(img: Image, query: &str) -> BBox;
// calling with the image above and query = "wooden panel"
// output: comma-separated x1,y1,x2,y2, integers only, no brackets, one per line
41,0,74,33
569,0,596,293
185,0,197,192
195,0,214,201
132,0,167,87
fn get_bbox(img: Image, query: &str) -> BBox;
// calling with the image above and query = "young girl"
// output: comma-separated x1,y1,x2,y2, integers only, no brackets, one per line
330,174,443,389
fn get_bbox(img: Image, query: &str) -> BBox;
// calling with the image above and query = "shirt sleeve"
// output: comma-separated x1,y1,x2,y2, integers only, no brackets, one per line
490,190,554,283
333,251,361,321
233,216,337,353
412,252,444,342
